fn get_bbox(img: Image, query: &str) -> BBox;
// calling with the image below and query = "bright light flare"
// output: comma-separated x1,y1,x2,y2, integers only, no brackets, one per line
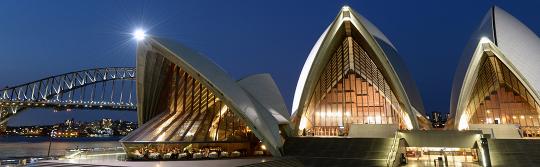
480,37,491,44
458,112,469,131
133,28,146,41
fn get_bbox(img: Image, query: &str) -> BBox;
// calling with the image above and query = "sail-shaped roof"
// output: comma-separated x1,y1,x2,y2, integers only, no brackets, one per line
123,37,287,156
292,6,424,129
451,6,540,129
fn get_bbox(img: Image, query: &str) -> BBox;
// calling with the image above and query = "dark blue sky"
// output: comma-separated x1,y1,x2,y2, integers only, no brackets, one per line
2,1,539,126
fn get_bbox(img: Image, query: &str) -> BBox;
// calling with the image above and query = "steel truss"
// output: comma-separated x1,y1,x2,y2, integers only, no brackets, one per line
0,67,136,124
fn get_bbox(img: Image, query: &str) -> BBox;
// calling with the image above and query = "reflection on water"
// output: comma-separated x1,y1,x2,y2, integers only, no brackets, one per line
0,136,122,159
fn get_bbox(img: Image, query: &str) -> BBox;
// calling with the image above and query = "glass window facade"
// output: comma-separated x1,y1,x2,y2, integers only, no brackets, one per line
298,36,409,136
465,54,540,137
122,51,267,160
405,147,480,166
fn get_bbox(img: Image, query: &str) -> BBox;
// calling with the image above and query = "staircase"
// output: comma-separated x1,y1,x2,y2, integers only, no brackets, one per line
240,157,304,167
488,139,540,166
283,137,393,167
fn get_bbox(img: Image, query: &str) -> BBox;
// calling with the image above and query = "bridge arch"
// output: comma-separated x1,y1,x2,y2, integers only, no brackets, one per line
0,67,137,124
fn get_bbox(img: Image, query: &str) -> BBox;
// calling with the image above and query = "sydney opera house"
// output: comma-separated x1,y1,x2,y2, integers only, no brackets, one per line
451,6,540,137
119,5,540,167
119,37,291,158
290,6,426,137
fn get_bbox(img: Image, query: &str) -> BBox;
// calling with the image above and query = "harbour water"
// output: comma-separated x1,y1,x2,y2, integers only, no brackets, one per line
0,136,123,159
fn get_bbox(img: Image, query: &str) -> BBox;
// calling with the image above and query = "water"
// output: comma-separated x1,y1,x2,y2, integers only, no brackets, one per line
0,136,123,159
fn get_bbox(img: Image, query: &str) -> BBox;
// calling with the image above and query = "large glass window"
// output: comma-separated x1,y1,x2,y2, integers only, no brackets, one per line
465,54,540,137
405,147,480,166
298,36,408,136
123,52,267,160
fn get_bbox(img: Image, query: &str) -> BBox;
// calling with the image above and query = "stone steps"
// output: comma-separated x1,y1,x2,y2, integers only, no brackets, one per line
282,137,393,167
488,139,540,166
240,157,304,167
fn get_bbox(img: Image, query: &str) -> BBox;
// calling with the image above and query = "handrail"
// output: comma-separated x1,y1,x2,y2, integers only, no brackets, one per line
386,132,400,167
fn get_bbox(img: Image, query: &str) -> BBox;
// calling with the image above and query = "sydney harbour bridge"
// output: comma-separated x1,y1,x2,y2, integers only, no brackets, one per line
0,67,137,125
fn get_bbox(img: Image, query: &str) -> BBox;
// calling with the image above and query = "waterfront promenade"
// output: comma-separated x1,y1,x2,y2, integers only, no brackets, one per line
41,157,271,167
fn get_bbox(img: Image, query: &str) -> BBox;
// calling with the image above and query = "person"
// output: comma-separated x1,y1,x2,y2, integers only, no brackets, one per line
143,149,149,160
217,148,222,158
171,150,178,159
400,153,407,164
184,149,192,159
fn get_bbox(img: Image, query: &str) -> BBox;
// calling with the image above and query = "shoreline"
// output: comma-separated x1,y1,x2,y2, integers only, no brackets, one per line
0,138,123,160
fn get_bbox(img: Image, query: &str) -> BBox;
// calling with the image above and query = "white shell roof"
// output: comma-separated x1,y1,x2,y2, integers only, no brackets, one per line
237,73,290,124
292,6,425,128
351,9,424,116
450,6,540,117
134,37,285,156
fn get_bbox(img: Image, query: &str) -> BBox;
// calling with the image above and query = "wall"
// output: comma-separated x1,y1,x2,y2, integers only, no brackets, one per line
469,124,521,139
348,124,398,138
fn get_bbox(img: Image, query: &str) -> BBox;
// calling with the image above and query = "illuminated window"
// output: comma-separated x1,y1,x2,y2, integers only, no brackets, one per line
122,51,267,159
465,54,540,131
298,34,408,136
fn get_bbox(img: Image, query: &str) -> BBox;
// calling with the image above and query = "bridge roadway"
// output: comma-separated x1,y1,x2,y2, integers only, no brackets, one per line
0,67,137,124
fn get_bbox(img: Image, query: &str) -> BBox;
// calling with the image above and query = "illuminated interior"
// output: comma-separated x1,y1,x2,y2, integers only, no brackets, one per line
297,29,410,136
122,51,267,160
464,52,540,137
405,147,480,166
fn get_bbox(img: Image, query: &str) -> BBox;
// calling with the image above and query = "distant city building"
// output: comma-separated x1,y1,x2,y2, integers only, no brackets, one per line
1,118,136,137
0,122,6,134
101,118,113,129
430,111,446,128
64,118,74,127
432,112,441,123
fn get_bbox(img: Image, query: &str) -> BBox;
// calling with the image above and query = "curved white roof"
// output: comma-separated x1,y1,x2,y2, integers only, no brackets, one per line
353,9,424,116
133,37,285,156
450,6,540,129
292,6,424,129
237,73,290,125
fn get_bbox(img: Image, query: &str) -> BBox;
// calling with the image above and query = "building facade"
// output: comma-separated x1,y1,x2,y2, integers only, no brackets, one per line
118,5,540,166
451,7,540,138
290,6,426,137
120,37,290,160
